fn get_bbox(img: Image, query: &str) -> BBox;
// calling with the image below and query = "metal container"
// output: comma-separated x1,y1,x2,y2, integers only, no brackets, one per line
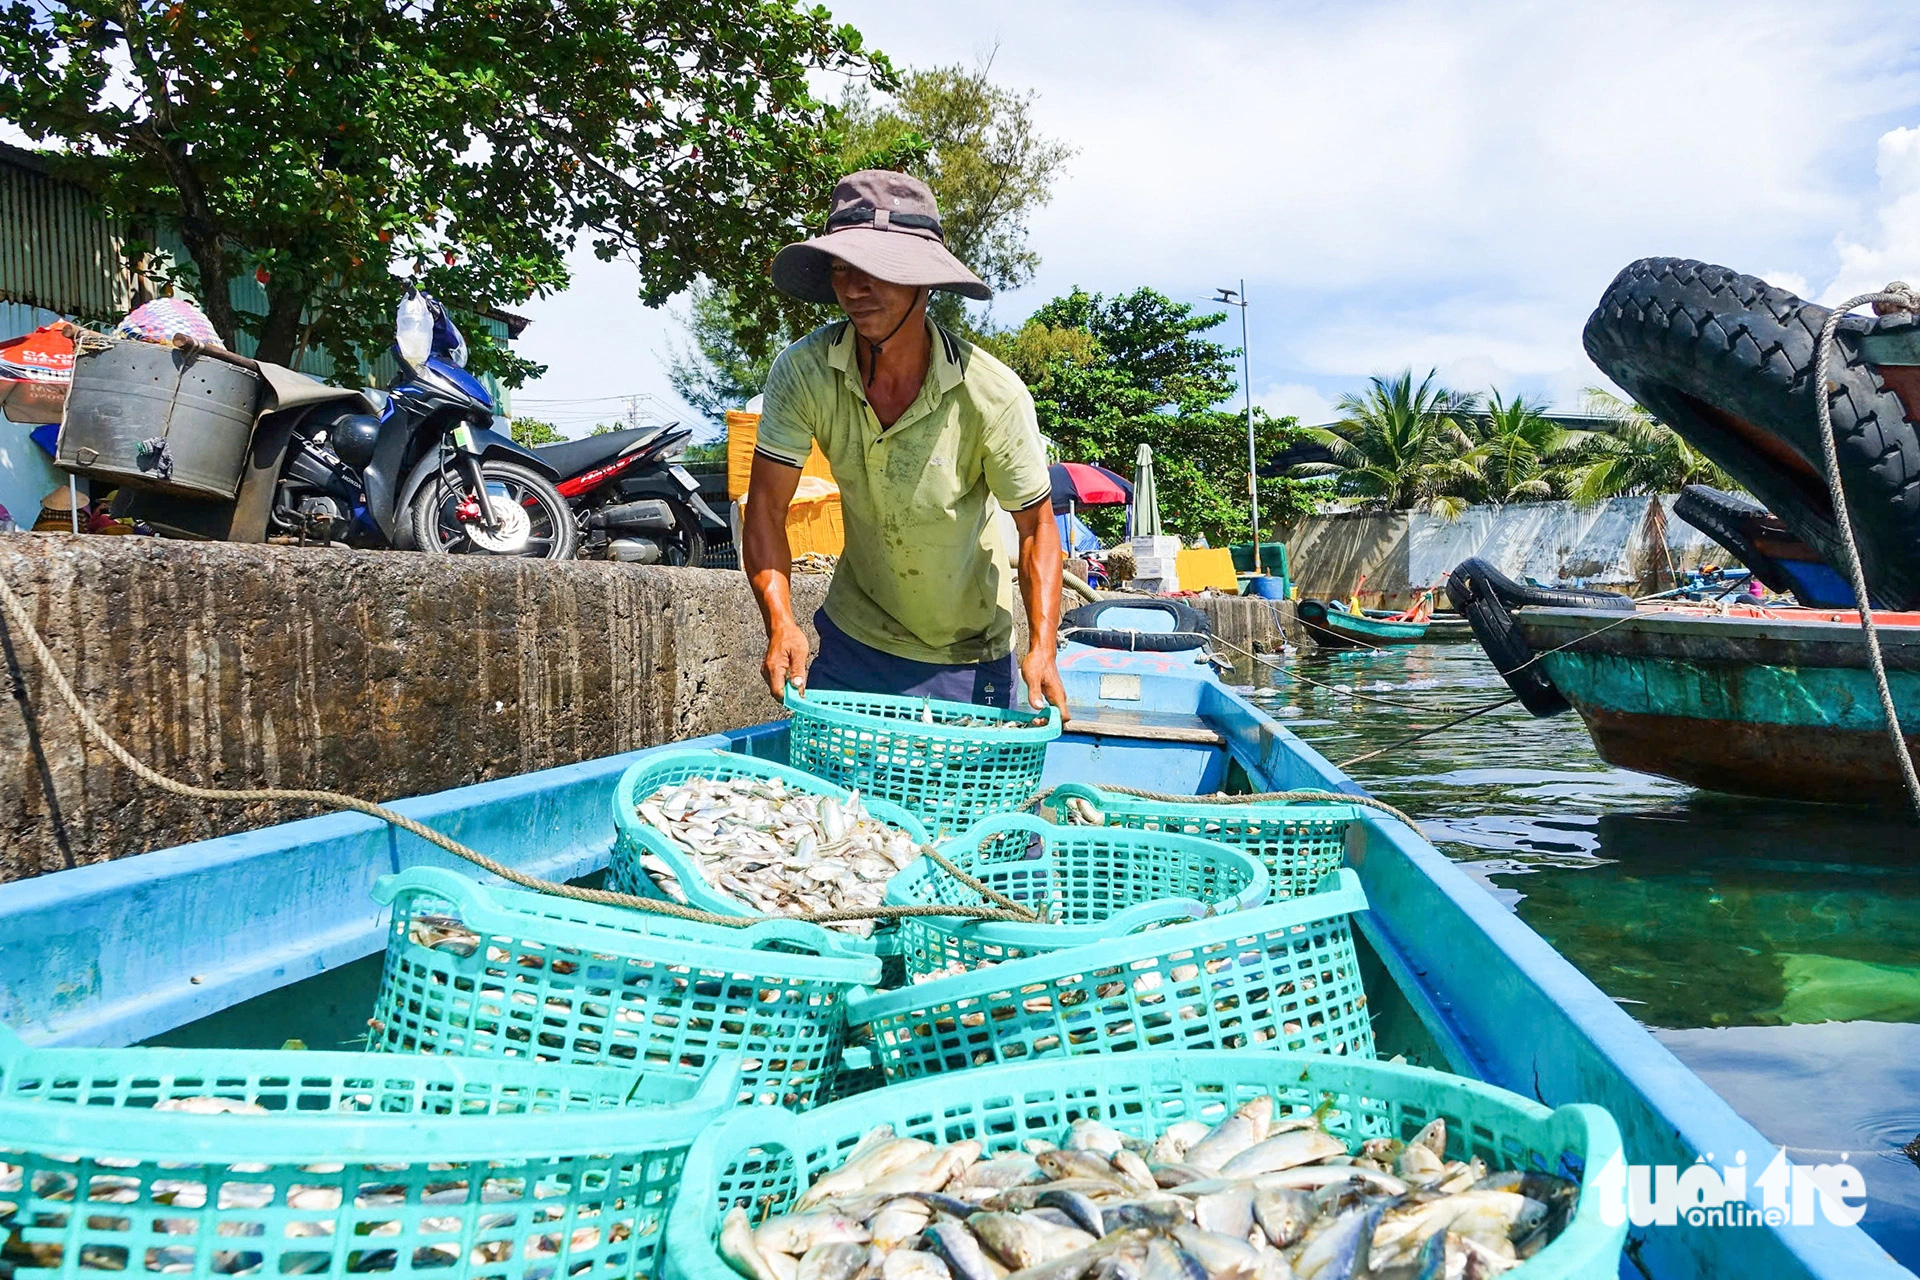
56,337,259,499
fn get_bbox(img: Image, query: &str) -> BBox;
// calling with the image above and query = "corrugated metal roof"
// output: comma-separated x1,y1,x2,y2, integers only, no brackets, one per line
0,146,131,321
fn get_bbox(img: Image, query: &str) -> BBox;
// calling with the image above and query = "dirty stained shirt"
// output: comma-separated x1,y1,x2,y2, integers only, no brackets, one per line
756,318,1050,665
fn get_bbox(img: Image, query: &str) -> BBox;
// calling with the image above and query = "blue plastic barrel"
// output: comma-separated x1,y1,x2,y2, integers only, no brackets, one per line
1246,575,1288,599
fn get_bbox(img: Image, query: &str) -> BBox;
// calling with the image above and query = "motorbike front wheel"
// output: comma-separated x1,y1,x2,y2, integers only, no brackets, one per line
410,460,580,560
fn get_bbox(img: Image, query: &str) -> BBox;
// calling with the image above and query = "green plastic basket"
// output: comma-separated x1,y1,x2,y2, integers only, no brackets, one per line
607,748,929,957
884,813,1271,978
0,1027,735,1280
1049,781,1362,898
848,868,1375,1080
782,686,1061,836
662,1051,1626,1280
367,868,881,1111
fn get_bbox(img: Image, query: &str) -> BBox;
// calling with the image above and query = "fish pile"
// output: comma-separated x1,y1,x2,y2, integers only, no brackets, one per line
915,700,1049,730
1,1151,622,1274
717,1096,1577,1280
636,776,922,937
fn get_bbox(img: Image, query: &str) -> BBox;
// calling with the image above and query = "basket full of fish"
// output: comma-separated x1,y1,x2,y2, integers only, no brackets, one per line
366,867,881,1111
662,1051,1628,1280
846,870,1376,1081
0,1026,737,1280
884,814,1272,980
609,749,931,949
1049,783,1363,900
783,686,1061,837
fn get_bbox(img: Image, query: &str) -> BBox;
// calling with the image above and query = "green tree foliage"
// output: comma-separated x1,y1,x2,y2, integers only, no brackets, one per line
0,0,896,380
668,57,1072,421
1298,371,1482,517
1566,387,1736,503
508,417,566,447
976,287,1316,545
1470,390,1588,504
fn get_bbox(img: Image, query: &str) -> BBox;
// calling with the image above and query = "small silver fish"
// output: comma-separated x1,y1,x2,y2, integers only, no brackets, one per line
1183,1097,1273,1171
1253,1186,1316,1248
753,1211,869,1256
882,1252,952,1280
797,1243,871,1280
1292,1204,1382,1280
722,1207,785,1280
970,1212,1097,1270
1220,1130,1347,1178
923,1221,1006,1280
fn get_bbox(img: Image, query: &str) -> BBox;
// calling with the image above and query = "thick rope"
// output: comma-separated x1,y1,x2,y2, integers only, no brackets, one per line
1812,286,1920,821
0,569,1036,928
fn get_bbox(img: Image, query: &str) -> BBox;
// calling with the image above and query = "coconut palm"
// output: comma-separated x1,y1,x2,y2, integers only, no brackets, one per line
1298,370,1482,516
1566,388,1737,504
1471,390,1588,503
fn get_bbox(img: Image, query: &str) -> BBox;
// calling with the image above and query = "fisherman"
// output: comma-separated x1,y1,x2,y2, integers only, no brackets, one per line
744,170,1067,716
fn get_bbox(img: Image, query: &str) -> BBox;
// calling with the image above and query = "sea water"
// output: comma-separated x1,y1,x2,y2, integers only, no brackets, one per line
1249,640,1920,1266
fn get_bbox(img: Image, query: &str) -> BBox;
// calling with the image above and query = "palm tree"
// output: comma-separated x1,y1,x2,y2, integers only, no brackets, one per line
1471,391,1587,504
1566,388,1737,504
1298,370,1482,516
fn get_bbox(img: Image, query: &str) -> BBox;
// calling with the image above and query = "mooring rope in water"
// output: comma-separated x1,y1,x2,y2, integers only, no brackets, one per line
1812,285,1920,821
0,568,1040,928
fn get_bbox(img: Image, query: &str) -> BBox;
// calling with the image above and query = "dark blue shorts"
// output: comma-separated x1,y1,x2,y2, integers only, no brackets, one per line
808,609,1015,708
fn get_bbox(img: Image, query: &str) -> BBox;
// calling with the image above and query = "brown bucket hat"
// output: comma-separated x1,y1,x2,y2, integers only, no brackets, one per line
771,170,991,306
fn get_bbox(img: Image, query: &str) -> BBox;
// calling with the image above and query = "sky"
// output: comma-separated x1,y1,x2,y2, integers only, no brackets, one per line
510,0,1920,438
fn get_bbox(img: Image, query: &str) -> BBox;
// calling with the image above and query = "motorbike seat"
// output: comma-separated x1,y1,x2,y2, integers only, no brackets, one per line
533,426,665,478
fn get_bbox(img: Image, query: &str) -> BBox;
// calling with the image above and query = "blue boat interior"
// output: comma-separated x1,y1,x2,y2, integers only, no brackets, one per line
0,641,1905,1278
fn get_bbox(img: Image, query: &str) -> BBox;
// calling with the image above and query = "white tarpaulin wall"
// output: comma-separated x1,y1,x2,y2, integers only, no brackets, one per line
1281,496,1740,609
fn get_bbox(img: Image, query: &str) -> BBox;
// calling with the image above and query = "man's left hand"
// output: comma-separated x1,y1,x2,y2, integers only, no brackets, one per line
1021,646,1070,720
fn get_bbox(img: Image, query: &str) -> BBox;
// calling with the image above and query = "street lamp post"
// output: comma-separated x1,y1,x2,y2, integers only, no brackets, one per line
1214,282,1259,574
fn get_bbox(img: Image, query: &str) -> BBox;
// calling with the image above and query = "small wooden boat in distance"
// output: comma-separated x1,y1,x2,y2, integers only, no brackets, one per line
1299,598,1430,648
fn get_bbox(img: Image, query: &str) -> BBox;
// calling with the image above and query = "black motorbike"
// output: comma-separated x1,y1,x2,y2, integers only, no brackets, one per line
107,289,575,559
533,422,727,565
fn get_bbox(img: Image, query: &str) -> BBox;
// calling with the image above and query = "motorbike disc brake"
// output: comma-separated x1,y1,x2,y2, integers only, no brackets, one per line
463,498,532,553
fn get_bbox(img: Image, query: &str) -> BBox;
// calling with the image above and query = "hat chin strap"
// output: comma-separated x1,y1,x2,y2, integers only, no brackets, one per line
859,289,926,389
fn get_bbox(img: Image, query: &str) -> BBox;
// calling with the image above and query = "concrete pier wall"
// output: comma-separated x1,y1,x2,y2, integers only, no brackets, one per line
0,537,827,883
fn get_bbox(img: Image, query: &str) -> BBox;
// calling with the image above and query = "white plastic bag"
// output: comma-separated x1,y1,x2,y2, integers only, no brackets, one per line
395,292,433,370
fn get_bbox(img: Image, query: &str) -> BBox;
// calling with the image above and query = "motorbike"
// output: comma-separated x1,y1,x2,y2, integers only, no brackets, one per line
532,421,727,565
103,289,575,559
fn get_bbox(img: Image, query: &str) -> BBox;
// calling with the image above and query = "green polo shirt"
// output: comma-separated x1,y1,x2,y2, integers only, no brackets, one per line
756,318,1050,665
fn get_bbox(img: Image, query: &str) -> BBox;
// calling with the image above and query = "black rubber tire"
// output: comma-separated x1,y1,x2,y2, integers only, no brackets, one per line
1582,257,1920,608
1672,484,1795,594
1445,558,1630,718
1063,598,1210,651
409,460,581,560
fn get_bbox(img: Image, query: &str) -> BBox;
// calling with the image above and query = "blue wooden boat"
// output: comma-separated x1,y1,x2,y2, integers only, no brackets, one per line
1299,597,1431,647
0,640,1906,1277
1518,603,1920,805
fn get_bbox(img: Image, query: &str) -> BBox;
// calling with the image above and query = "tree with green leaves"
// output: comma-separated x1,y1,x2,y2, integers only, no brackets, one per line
509,418,566,447
1566,387,1736,503
1470,390,1588,504
1296,370,1482,517
667,57,1072,422
0,0,897,384
976,287,1315,544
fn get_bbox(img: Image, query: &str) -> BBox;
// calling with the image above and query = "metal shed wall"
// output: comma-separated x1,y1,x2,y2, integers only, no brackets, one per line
0,149,130,321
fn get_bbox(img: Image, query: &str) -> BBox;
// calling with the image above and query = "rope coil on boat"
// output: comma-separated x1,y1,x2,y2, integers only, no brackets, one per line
0,569,1039,928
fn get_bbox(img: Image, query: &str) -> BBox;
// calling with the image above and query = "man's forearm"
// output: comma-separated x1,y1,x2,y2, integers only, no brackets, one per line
744,510,797,637
1017,516,1063,654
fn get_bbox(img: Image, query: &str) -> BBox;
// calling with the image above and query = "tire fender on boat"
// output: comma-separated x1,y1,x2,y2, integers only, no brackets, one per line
1062,598,1211,651
1445,558,1633,718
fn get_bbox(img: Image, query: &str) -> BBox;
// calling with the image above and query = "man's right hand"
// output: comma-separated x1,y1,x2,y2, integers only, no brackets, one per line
763,621,811,699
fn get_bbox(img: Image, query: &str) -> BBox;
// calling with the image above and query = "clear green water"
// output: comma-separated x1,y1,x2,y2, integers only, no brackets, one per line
1240,641,1920,1267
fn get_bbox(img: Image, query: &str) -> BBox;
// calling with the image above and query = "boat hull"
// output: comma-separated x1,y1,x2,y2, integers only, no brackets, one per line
1298,600,1430,648
1521,606,1920,804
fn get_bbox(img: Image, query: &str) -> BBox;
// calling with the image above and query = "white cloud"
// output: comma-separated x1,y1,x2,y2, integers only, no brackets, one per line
512,0,1920,417
1820,125,1920,305
1256,382,1335,426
